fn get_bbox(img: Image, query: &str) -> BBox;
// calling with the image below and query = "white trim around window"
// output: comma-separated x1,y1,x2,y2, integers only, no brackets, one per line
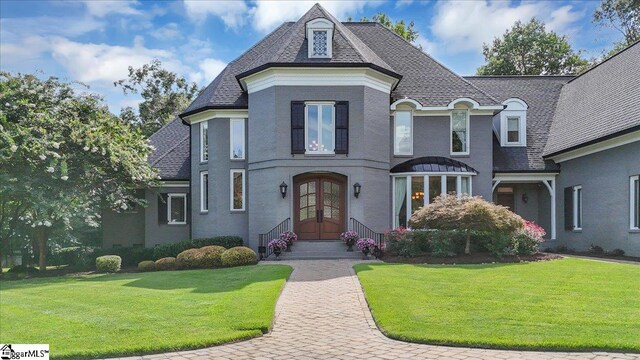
167,193,187,225
572,185,583,231
631,175,640,230
230,118,245,160
200,171,209,213
450,109,470,155
230,169,246,211
304,102,335,155
393,110,413,156
505,116,524,145
200,121,208,162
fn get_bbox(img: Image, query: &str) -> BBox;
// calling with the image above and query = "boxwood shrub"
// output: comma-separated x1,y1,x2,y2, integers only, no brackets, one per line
199,246,226,268
176,248,204,269
138,260,157,272
96,255,121,273
221,247,258,267
152,236,243,260
154,257,177,271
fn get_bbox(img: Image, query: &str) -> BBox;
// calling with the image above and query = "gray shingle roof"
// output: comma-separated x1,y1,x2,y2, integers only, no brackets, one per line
346,23,499,107
543,42,640,157
465,76,573,172
148,118,190,180
182,4,501,116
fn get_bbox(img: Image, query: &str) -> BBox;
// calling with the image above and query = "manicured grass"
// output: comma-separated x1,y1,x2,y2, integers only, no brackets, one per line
355,258,640,352
0,265,292,359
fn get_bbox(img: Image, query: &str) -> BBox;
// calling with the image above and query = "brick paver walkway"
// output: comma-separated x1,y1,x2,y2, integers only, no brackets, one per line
115,260,638,360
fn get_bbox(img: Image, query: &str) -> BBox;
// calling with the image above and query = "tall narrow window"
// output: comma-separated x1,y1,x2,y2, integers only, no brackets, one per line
507,116,520,143
631,175,639,230
428,176,442,204
200,122,208,162
167,193,187,225
200,171,208,213
305,103,334,154
411,176,424,214
394,177,407,228
394,111,412,155
461,176,471,195
451,110,469,154
312,30,328,56
230,170,245,211
573,185,582,230
230,119,245,160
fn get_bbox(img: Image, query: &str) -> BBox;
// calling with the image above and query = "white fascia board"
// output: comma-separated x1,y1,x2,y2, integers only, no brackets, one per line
183,109,249,125
492,173,557,182
547,130,640,163
240,67,398,94
159,181,190,188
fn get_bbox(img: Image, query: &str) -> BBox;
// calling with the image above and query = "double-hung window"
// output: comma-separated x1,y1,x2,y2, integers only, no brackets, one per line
200,122,208,162
230,119,245,160
200,171,208,213
573,185,583,230
451,110,469,155
167,193,187,225
631,175,640,230
506,116,521,144
230,170,245,211
394,111,412,155
305,103,334,154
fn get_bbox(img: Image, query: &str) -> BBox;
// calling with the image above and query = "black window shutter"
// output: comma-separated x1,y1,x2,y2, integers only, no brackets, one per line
291,101,305,154
564,187,573,230
335,101,349,154
186,195,191,225
158,194,168,224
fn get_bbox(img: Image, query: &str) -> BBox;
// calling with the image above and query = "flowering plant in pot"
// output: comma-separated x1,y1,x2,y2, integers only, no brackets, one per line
356,238,376,259
340,230,359,251
268,238,289,259
280,231,298,252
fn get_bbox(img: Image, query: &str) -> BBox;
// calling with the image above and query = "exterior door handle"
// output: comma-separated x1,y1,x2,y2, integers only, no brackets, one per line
316,209,321,223
319,209,324,223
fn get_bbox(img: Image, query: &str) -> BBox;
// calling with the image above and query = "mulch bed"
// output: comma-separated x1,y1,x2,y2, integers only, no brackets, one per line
1,266,141,281
551,252,640,263
382,252,562,265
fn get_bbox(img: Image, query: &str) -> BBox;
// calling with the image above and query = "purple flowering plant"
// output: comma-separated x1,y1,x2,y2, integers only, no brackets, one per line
356,238,376,252
268,238,288,251
279,231,298,245
340,230,359,245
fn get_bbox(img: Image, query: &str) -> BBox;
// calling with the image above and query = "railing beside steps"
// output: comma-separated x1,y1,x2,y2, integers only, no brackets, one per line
258,218,290,260
350,218,385,259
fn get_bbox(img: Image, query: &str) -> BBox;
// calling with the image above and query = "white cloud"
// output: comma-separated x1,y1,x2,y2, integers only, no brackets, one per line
82,0,142,17
547,5,584,36
151,23,181,40
189,58,228,85
415,36,437,55
0,16,105,39
251,0,377,32
183,0,249,29
430,1,584,53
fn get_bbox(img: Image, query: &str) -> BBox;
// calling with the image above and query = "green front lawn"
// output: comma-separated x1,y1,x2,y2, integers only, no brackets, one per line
0,265,292,359
355,258,640,352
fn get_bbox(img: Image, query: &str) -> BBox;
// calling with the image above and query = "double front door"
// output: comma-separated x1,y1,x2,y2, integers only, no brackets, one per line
294,174,345,240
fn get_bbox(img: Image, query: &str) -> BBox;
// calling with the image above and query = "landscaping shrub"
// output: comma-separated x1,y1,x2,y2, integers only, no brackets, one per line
198,245,226,268
607,248,625,256
176,248,204,269
385,228,432,258
479,233,514,258
154,257,177,271
137,260,156,272
221,246,258,267
512,221,546,255
48,246,98,269
152,236,242,260
96,255,121,273
589,244,604,254
7,265,39,274
430,230,461,258
411,195,524,256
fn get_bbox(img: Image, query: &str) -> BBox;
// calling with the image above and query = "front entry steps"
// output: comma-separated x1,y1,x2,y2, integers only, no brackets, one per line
264,240,363,260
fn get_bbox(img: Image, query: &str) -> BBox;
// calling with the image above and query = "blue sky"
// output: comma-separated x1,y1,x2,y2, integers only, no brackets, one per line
0,0,622,113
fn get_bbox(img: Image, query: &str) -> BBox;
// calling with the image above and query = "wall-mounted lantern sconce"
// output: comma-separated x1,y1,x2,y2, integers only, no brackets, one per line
280,182,288,198
353,182,362,198
521,193,528,203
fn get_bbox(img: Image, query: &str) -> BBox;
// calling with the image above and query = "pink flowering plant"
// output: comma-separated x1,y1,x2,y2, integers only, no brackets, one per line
356,238,376,253
513,220,546,255
340,230,359,245
268,238,288,252
279,231,298,245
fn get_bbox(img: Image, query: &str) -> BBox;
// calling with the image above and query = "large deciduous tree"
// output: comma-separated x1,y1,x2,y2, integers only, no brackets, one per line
349,12,420,43
476,18,589,75
593,0,640,57
114,59,200,137
0,72,158,271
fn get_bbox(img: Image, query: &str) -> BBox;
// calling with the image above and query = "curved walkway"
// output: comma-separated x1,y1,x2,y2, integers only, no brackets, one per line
116,260,637,360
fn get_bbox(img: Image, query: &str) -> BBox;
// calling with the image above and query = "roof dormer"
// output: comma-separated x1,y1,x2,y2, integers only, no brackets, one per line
494,98,528,147
306,18,334,59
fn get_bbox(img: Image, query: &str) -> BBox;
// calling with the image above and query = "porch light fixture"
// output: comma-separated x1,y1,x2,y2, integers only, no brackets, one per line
522,193,529,203
353,182,362,198
279,182,288,198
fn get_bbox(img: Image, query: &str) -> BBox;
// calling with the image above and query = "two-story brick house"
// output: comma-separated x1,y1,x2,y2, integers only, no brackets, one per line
103,4,640,257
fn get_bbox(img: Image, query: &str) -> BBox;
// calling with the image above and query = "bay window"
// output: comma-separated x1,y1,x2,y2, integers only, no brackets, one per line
305,103,334,154
394,111,413,155
451,110,469,155
393,174,473,228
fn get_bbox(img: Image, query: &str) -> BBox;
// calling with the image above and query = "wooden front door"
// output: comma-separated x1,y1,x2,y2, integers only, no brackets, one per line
294,174,345,240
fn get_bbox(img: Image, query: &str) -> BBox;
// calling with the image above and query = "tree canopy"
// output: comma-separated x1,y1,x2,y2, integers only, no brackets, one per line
114,59,200,137
593,0,640,57
476,18,589,75
349,12,419,43
0,72,158,270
